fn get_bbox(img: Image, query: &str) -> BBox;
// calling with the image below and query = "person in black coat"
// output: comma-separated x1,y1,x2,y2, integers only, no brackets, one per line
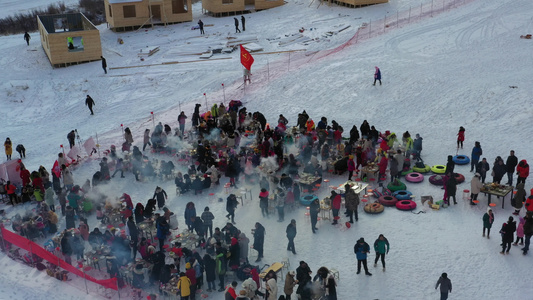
296,261,312,299
445,172,457,205
445,155,455,175
203,254,216,292
127,216,139,260
198,19,205,34
349,125,360,144
286,219,297,254
252,222,265,262
61,230,73,265
85,95,95,115
234,17,241,33
500,216,516,254
15,144,25,158
241,16,246,31
226,194,239,224
310,199,320,233
505,150,518,185
153,186,168,209
492,157,506,184
101,56,107,74
476,158,490,183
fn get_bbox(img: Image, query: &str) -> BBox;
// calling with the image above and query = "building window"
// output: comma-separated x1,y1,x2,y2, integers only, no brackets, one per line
222,0,233,4
67,36,84,52
109,5,112,17
123,5,136,18
172,0,188,13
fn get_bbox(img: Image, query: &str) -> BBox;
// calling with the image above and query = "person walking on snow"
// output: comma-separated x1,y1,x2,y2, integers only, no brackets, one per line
373,234,389,271
234,17,241,33
435,273,452,300
354,238,372,276
85,95,95,115
24,32,30,45
241,16,246,31
101,56,107,74
373,66,381,86
286,219,297,254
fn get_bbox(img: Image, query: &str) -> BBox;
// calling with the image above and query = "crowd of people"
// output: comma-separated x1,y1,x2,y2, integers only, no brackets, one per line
2,100,533,299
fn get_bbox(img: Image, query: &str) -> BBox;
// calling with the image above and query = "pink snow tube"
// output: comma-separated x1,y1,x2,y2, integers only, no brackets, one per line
395,200,417,211
405,172,424,183
378,195,398,207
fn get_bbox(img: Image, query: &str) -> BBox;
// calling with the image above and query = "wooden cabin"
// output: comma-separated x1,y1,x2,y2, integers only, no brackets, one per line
104,0,192,31
37,13,102,68
202,0,284,17
331,0,388,8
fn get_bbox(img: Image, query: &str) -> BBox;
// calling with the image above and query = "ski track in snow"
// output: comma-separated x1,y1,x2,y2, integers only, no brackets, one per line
1,0,533,299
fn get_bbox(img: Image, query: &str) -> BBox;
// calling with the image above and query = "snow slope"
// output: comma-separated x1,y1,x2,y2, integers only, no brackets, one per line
1,0,533,299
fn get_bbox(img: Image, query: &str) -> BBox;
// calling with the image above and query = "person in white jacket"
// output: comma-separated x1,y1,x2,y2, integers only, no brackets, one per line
470,173,483,205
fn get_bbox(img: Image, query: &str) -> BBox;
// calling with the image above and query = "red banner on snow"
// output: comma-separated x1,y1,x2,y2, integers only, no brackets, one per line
0,227,117,291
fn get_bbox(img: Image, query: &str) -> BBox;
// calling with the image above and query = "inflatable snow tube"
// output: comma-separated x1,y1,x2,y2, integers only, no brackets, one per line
300,195,318,206
395,200,417,211
387,181,406,192
452,155,470,165
378,195,398,207
429,175,444,186
393,190,413,200
412,164,431,173
405,172,424,183
364,202,385,214
454,173,465,184
400,169,413,176
431,165,446,174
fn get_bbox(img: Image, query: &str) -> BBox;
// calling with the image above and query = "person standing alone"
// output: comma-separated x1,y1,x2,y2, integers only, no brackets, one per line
101,56,107,74
373,234,389,271
85,95,95,115
373,66,381,86
198,19,205,35
435,273,452,300
234,17,241,33
241,16,246,31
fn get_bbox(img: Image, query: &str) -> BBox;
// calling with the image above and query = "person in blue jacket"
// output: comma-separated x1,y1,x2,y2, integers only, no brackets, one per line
157,219,170,251
470,141,482,172
354,238,372,276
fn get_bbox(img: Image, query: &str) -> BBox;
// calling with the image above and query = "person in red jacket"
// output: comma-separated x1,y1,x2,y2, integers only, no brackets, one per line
6,181,17,205
185,262,197,300
525,195,533,213
377,153,388,183
330,190,342,225
19,166,31,187
225,281,238,300
516,160,529,185
457,126,465,149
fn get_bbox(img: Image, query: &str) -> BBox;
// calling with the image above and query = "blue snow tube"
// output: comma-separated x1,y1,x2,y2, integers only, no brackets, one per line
300,195,318,206
392,190,413,200
453,155,470,165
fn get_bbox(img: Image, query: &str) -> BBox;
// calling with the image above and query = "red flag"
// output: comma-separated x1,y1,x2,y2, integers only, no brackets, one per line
52,160,61,178
240,45,254,71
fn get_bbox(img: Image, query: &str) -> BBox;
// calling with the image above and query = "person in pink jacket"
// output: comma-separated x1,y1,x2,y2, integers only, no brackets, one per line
514,216,525,246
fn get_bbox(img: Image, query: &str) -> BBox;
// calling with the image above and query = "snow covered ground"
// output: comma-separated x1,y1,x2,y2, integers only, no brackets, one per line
1,0,533,298
0,0,79,18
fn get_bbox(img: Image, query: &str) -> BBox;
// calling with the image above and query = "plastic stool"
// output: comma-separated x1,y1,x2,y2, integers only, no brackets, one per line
489,203,497,207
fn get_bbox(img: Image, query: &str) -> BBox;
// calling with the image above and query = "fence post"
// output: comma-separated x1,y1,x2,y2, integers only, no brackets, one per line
431,0,434,17
420,3,423,19
397,11,399,28
409,6,411,23
29,241,34,267
83,270,89,294
369,20,371,38
117,279,121,299
288,52,291,71
384,15,387,32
